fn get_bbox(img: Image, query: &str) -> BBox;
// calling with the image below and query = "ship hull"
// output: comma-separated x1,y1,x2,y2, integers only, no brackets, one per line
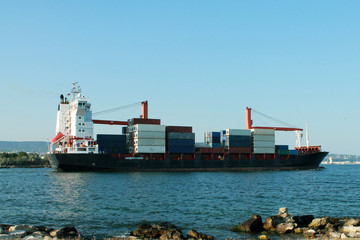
49,152,328,172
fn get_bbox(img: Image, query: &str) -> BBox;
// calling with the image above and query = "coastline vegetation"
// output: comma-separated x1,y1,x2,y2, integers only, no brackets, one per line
0,152,50,168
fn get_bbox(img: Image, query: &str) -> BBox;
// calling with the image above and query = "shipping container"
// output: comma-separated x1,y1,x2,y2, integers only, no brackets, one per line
167,145,195,154
228,147,252,154
226,135,251,142
209,143,221,148
134,131,166,139
253,147,275,154
253,141,275,148
251,129,275,135
275,145,289,150
167,132,195,140
225,141,251,148
131,124,166,132
289,150,299,155
226,129,251,136
252,135,275,141
97,134,126,142
134,138,166,146
134,145,166,153
128,118,161,125
165,126,192,133
277,150,289,155
167,139,195,147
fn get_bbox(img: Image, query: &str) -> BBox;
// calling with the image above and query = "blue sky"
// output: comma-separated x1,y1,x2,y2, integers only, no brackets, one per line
1,1,359,154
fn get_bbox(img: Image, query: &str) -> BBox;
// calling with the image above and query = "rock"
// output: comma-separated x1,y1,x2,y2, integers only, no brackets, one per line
308,217,333,230
293,215,314,227
328,231,342,239
344,219,360,226
231,214,263,233
8,224,37,234
263,216,285,231
131,222,185,239
276,222,295,234
187,229,214,240
294,227,308,234
277,207,289,218
258,234,270,240
0,228,2,234
0,234,14,239
340,233,348,238
303,229,316,238
341,225,360,234
160,230,185,240
9,230,27,238
50,226,80,238
23,235,44,240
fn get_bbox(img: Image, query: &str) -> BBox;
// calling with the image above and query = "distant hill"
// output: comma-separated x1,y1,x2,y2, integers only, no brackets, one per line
0,141,48,154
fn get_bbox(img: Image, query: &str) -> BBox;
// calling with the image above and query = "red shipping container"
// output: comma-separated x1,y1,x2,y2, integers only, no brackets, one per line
198,147,213,153
228,147,252,154
129,118,161,125
165,126,192,133
212,147,225,153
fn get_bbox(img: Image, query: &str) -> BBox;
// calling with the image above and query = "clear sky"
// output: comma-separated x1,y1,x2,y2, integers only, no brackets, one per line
1,1,359,154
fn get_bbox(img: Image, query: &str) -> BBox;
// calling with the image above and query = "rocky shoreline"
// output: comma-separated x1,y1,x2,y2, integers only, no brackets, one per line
1,208,360,239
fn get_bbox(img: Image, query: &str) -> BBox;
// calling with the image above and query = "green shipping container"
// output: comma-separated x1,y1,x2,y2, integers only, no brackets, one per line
278,150,289,155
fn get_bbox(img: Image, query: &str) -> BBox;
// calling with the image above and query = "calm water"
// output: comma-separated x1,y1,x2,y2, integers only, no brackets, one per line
0,165,359,239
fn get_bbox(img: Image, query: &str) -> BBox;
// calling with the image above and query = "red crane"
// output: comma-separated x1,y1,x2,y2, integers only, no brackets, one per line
92,101,148,126
246,107,303,131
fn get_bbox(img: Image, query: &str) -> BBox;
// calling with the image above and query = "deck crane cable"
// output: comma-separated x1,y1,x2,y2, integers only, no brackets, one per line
251,108,296,128
93,101,143,116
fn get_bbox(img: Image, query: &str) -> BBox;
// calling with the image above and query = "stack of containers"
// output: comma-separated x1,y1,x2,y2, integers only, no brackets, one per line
289,149,299,155
127,124,166,153
224,129,252,153
252,129,275,154
166,126,195,153
275,145,289,155
97,134,127,154
204,132,221,147
220,130,226,146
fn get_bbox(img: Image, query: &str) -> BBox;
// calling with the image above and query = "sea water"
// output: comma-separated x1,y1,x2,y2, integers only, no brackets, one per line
0,165,359,239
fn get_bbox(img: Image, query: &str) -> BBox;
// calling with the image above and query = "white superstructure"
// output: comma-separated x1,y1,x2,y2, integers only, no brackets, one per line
51,82,98,154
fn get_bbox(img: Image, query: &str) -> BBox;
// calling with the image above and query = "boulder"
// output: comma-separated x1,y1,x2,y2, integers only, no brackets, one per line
341,225,360,234
328,231,342,239
263,216,285,231
187,229,214,240
160,230,185,240
277,207,289,218
0,234,13,239
258,234,270,240
276,222,295,234
231,215,263,233
308,217,333,230
303,229,317,238
50,226,80,238
0,228,2,234
293,215,314,227
131,222,185,239
8,224,37,234
9,230,27,238
344,219,360,226
294,227,308,234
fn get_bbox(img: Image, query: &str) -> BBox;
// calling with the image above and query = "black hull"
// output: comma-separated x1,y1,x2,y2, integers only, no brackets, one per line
49,152,328,172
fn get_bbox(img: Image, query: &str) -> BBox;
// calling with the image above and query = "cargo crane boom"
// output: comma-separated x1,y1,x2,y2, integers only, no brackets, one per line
246,107,303,131
93,101,148,125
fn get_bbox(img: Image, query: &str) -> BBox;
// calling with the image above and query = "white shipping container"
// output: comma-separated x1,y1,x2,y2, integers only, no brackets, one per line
253,141,275,148
134,138,166,146
134,131,166,139
252,135,275,141
226,129,251,136
251,129,275,135
133,124,165,132
253,147,275,154
134,145,166,153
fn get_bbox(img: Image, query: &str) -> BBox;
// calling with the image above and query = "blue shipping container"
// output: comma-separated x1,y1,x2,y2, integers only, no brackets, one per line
168,145,195,153
167,139,195,147
289,150,299,155
275,145,289,150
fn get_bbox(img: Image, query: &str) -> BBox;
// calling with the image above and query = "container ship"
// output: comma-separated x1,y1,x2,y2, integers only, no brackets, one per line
49,83,328,172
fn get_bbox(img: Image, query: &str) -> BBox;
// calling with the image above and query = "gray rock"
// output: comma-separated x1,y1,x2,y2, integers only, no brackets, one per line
9,230,27,238
277,207,289,218
0,234,14,240
23,236,43,240
8,224,37,234
231,214,263,233
186,229,214,240
276,222,295,234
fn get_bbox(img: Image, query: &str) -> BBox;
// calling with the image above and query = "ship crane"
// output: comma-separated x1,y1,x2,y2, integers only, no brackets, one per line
246,107,321,153
92,101,149,125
